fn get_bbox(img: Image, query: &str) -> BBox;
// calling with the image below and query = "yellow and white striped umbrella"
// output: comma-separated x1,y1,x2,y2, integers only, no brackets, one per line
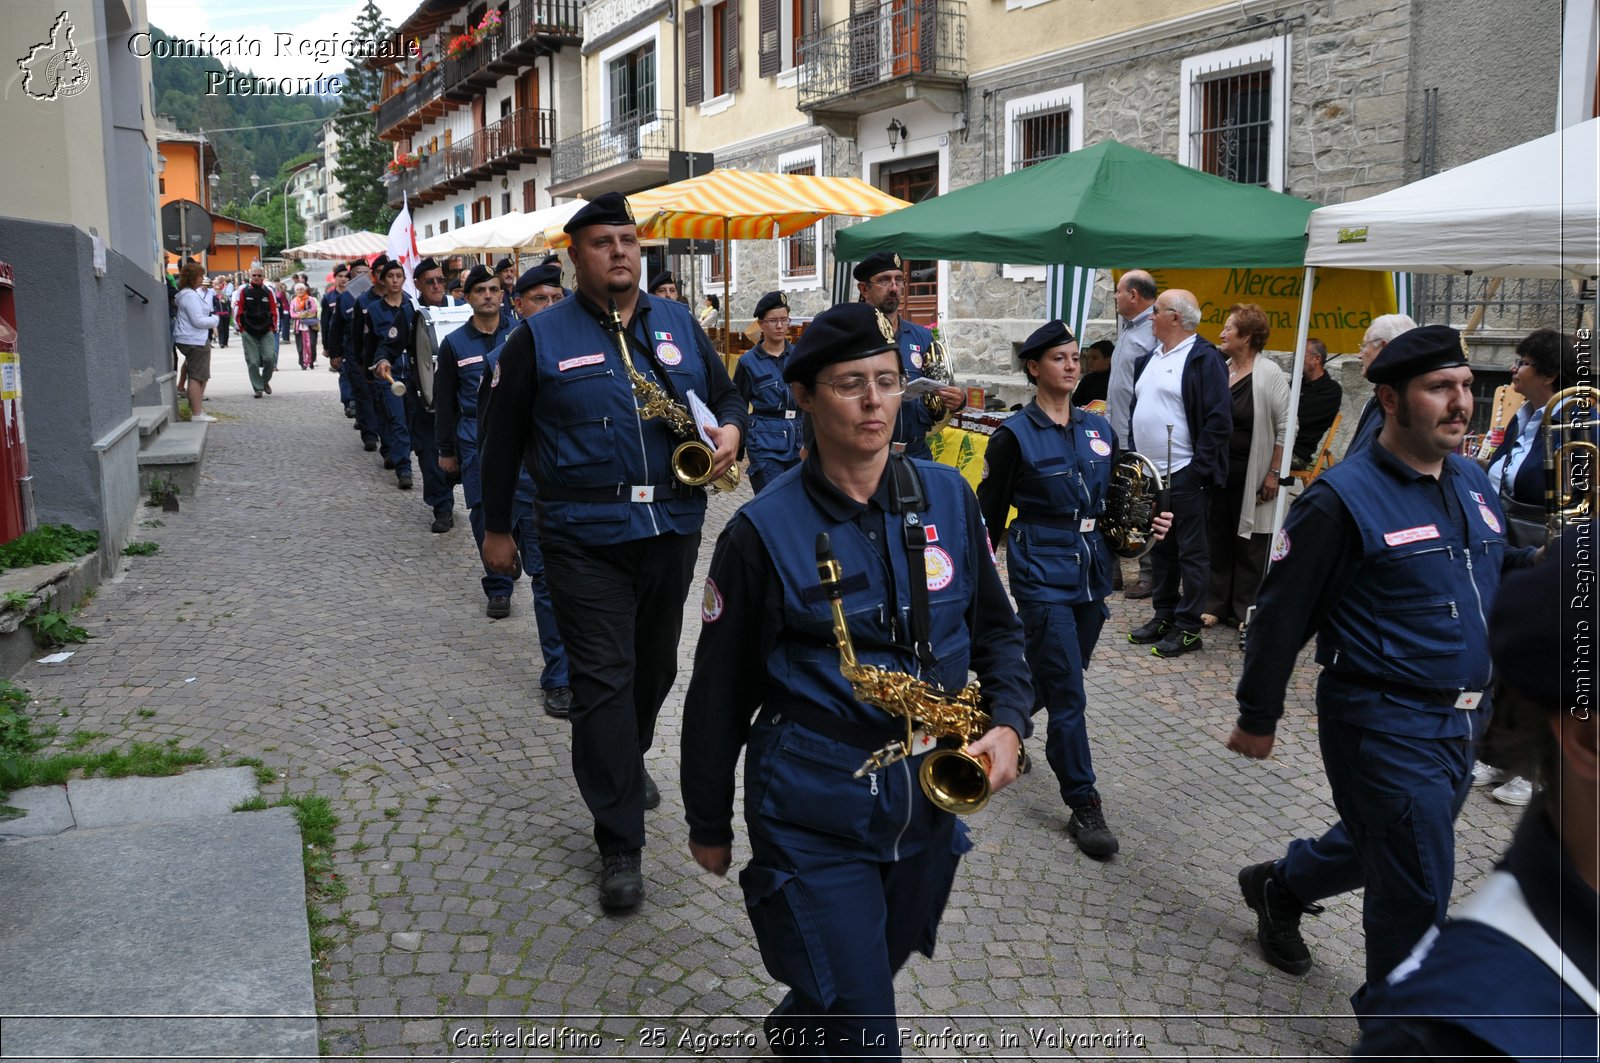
543,170,910,248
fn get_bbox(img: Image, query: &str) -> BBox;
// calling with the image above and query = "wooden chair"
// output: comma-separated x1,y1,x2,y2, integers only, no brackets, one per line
1289,411,1341,487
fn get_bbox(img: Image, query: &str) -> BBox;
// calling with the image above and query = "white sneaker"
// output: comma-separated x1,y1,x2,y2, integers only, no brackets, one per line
1492,776,1534,806
191,413,217,423
1471,760,1505,787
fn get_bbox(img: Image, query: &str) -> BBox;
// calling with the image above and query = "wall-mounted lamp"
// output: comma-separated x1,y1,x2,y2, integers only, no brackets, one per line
886,117,907,152
501,176,510,189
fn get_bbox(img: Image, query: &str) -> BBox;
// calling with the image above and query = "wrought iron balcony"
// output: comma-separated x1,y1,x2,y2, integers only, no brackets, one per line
377,0,582,137
548,111,675,198
797,0,966,135
385,108,556,209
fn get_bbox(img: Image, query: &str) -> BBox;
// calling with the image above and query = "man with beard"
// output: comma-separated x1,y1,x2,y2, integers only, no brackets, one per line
478,193,746,912
853,251,964,460
1226,325,1536,1009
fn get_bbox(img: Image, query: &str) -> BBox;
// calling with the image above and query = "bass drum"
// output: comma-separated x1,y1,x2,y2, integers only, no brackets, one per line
412,303,474,412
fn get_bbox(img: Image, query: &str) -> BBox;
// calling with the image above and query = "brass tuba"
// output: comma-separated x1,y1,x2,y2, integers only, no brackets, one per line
1543,385,1600,537
815,532,994,815
1101,451,1167,559
608,298,739,493
920,336,958,431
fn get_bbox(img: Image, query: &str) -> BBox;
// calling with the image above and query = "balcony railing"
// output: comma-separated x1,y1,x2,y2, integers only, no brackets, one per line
551,111,675,188
378,1,582,135
385,108,556,208
798,0,965,110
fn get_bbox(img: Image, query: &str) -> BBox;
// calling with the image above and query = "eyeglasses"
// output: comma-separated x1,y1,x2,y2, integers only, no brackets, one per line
1511,358,1534,369
762,317,792,328
522,292,560,308
421,276,445,286
816,372,906,399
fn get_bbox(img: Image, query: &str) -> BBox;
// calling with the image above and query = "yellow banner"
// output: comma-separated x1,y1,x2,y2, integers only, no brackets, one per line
1121,268,1397,356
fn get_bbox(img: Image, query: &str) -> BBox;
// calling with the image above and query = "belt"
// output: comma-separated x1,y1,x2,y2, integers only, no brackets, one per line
538,482,699,504
770,702,901,752
1015,510,1085,530
1324,671,1485,709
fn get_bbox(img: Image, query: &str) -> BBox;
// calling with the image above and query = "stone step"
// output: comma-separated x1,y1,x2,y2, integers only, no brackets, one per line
136,420,207,499
132,404,169,439
0,806,318,1060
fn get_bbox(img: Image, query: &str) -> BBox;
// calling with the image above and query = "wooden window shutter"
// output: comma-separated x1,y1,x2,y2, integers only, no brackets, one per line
685,6,704,106
758,0,779,78
726,0,741,93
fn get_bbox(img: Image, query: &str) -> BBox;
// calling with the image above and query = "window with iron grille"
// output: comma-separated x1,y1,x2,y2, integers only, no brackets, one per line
1001,84,1082,281
1011,104,1070,170
1179,35,1289,191
778,145,822,286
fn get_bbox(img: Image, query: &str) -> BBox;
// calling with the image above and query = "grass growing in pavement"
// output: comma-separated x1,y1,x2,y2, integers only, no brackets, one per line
122,541,160,557
233,793,350,963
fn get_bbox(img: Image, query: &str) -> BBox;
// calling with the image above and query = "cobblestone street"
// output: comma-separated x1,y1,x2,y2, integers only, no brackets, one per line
14,357,1522,1059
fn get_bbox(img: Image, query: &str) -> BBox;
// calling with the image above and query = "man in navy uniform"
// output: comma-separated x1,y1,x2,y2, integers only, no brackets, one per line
436,263,572,715
854,251,964,460
647,270,680,302
478,192,746,912
409,257,461,532
511,259,566,319
321,264,353,415
494,257,519,327
1353,524,1595,1060
337,258,384,457
1226,325,1535,1007
734,290,802,493
682,301,1030,1057
367,259,419,491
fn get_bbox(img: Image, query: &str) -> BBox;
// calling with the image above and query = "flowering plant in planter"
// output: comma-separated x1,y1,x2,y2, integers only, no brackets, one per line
385,152,422,175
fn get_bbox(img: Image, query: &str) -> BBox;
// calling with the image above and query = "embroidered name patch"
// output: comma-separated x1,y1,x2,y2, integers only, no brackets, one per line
656,342,683,366
558,353,606,372
701,578,723,623
924,546,955,591
1384,524,1441,546
457,355,484,368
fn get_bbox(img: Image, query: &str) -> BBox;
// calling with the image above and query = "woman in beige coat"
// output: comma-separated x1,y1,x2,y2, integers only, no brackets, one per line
1204,303,1289,629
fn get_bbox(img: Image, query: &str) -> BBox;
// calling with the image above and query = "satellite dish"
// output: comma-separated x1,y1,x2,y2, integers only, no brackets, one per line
160,200,213,256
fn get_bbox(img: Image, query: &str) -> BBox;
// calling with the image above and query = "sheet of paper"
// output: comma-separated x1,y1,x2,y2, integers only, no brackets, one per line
686,389,717,448
36,652,73,664
903,376,944,399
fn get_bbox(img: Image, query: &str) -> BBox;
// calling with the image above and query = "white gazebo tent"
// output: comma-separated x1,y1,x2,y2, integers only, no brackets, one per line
1267,118,1600,538
416,200,588,257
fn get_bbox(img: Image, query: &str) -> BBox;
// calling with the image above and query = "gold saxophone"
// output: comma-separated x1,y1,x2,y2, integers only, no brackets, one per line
815,532,993,815
1543,384,1600,538
607,298,738,493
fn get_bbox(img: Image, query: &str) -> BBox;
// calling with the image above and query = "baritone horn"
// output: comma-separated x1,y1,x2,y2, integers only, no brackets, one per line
815,533,994,815
1544,385,1600,537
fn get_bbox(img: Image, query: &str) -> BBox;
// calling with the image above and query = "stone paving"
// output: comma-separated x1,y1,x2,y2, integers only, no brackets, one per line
10,351,1521,1059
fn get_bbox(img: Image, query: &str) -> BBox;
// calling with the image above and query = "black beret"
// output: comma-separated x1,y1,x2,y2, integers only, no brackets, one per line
1489,522,1597,713
540,254,561,267
493,257,516,274
852,250,903,283
753,291,789,320
331,263,349,276
412,257,440,279
648,271,677,293
370,255,392,275
783,303,899,384
1367,324,1470,385
1018,320,1077,364
446,278,462,293
462,264,496,292
563,191,635,234
514,262,562,295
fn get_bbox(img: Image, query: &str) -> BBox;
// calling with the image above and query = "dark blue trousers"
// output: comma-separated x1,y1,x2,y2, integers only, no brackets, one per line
1279,693,1475,1000
748,457,800,495
1150,465,1211,633
467,497,568,691
377,384,412,476
1017,599,1108,808
404,395,452,517
744,824,966,1059
344,362,381,446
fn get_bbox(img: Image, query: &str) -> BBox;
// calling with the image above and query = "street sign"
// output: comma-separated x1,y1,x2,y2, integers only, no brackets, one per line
160,199,213,258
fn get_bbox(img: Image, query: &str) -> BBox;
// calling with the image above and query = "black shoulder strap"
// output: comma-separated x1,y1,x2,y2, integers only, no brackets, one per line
888,454,937,671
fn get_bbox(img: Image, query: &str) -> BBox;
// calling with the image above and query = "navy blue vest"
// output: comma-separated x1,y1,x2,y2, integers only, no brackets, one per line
1314,448,1505,700
999,402,1116,605
524,294,712,544
894,318,939,458
365,297,415,372
738,343,801,466
743,459,976,728
440,318,516,509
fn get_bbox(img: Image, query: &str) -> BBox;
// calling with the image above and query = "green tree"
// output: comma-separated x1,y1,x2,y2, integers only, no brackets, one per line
333,0,393,232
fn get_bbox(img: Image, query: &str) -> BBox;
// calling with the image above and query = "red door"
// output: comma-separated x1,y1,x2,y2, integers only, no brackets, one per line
0,262,34,542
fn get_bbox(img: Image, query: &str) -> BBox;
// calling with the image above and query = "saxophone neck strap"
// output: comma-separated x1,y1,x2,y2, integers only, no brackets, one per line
597,299,691,407
888,454,937,672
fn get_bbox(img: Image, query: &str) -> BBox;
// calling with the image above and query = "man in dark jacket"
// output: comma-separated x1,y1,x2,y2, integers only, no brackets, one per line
1126,288,1232,657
